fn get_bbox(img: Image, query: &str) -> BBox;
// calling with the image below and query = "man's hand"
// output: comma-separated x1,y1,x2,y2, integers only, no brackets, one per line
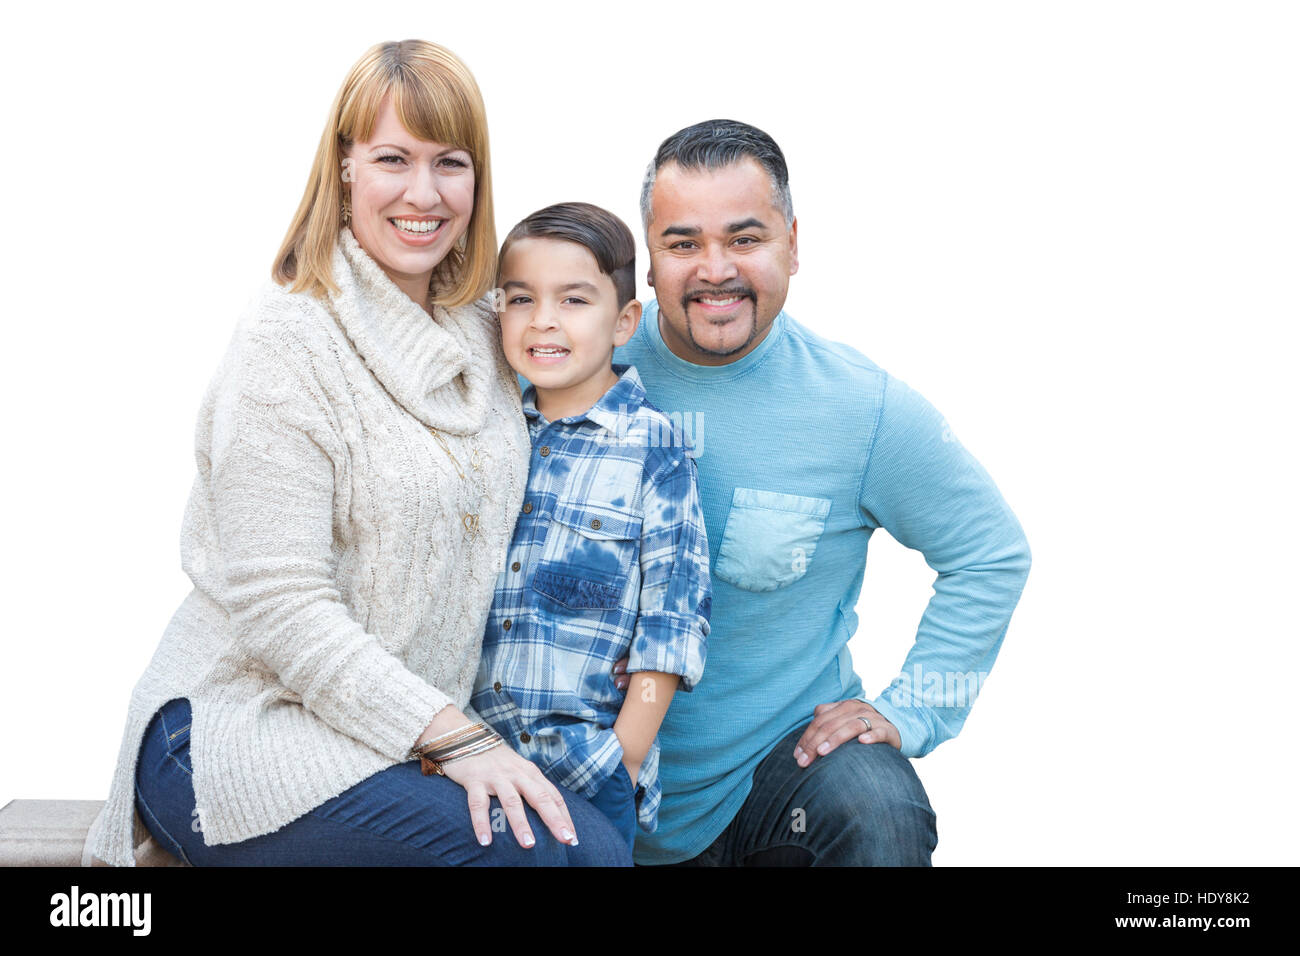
793,699,901,767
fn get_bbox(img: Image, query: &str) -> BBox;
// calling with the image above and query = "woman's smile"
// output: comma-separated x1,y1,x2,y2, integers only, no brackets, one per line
388,215,447,244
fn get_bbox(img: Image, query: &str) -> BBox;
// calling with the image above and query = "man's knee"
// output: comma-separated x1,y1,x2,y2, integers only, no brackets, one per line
797,742,938,865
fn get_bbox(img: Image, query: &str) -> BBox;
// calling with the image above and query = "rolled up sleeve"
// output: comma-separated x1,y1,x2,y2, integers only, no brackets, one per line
627,450,711,691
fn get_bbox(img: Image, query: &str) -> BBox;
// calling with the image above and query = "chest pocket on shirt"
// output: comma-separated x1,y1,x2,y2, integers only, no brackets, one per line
532,501,643,610
714,487,832,592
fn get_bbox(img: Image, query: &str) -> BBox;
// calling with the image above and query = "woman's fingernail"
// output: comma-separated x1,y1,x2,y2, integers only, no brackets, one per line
561,828,574,843
478,833,491,846
522,833,535,848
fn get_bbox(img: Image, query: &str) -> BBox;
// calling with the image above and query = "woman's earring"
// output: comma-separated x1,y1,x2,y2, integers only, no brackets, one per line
341,191,352,225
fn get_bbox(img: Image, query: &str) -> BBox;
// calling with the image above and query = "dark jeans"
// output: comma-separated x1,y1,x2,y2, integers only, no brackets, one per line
134,698,631,866
665,723,938,866
587,762,640,853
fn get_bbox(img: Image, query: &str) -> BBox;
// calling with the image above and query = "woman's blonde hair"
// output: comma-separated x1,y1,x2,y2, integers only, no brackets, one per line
273,40,496,308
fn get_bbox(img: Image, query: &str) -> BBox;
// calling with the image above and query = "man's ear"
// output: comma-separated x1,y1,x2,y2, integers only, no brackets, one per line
788,216,799,276
613,299,643,347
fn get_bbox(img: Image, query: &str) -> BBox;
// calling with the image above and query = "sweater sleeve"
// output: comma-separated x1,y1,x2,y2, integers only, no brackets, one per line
204,324,452,762
858,374,1031,758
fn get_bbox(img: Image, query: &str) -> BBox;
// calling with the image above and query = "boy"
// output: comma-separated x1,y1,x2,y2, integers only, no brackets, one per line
473,202,711,849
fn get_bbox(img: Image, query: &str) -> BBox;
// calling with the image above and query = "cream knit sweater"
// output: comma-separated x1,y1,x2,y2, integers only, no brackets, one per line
87,228,529,867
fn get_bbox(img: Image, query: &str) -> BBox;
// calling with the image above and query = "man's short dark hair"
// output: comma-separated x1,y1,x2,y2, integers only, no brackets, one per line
640,119,794,232
498,202,637,309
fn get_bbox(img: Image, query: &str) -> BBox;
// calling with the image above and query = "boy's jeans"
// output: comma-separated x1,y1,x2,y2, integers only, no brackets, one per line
134,698,631,866
587,763,640,852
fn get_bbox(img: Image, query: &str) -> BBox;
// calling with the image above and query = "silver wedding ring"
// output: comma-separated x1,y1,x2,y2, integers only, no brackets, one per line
858,716,872,733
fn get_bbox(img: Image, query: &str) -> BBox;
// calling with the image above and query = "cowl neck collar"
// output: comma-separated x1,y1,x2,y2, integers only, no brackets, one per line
326,227,495,435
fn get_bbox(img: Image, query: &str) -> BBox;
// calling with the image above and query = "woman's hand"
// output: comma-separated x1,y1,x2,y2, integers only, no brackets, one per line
416,706,578,849
441,743,578,849
612,656,630,692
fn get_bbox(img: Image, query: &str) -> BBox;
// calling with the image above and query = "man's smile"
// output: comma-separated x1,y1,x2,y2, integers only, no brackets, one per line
684,288,754,317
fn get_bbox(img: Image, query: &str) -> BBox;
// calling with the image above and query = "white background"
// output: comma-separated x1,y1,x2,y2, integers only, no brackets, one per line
1,1,1295,865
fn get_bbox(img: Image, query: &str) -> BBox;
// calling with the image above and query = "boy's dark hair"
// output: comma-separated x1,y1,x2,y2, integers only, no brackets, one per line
498,202,637,309
639,119,794,232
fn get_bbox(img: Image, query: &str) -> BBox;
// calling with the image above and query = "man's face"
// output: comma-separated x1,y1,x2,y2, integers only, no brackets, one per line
646,158,798,366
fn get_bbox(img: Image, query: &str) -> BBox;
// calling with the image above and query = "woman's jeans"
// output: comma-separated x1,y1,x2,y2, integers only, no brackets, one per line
134,698,631,866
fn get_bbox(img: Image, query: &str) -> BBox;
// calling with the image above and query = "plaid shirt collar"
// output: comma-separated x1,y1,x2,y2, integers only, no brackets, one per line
521,364,647,434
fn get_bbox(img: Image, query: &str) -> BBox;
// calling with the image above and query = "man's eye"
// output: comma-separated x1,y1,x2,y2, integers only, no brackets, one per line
670,241,698,250
733,236,756,246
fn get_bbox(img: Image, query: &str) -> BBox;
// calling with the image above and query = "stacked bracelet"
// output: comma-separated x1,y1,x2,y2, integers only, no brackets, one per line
412,722,486,755
410,722,506,776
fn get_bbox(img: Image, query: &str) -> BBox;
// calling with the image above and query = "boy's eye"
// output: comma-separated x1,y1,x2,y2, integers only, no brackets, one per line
562,297,589,305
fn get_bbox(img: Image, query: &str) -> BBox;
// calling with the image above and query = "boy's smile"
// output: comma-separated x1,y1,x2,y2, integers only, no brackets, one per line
498,237,641,421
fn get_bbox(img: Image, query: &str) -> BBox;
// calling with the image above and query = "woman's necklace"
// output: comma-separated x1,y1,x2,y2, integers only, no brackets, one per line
428,427,486,544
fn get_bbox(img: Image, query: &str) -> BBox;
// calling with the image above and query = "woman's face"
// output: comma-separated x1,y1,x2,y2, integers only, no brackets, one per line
345,96,476,308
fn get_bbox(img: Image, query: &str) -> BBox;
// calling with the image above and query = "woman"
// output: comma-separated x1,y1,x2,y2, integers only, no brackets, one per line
86,40,629,866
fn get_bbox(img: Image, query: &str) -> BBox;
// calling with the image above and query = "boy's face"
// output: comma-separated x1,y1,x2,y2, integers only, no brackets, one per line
498,237,640,418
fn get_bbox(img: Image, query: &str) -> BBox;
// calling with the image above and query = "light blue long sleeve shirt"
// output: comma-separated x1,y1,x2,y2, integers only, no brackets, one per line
612,299,1032,865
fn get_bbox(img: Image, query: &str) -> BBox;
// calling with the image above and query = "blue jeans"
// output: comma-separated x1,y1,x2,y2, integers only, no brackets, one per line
586,763,640,852
663,723,938,866
134,698,631,866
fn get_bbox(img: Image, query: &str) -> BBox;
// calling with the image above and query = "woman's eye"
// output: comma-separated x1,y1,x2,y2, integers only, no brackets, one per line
507,295,531,306
377,154,404,165
439,156,470,169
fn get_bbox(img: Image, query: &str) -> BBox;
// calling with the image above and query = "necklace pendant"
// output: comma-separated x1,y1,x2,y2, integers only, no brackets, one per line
463,512,481,541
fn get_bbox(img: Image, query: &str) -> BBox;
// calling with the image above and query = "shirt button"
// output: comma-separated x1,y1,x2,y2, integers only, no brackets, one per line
502,619,512,631
511,561,521,572
539,446,550,457
520,732,531,744
590,518,602,530
522,502,533,514
493,681,502,692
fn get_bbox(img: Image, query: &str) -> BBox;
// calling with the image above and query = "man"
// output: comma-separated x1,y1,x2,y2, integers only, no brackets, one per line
613,119,1032,865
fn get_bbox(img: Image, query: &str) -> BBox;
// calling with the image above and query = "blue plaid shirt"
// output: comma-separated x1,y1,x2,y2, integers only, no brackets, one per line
472,364,710,833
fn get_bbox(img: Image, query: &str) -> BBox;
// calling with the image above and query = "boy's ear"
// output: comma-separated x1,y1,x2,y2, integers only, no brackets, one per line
613,299,642,347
